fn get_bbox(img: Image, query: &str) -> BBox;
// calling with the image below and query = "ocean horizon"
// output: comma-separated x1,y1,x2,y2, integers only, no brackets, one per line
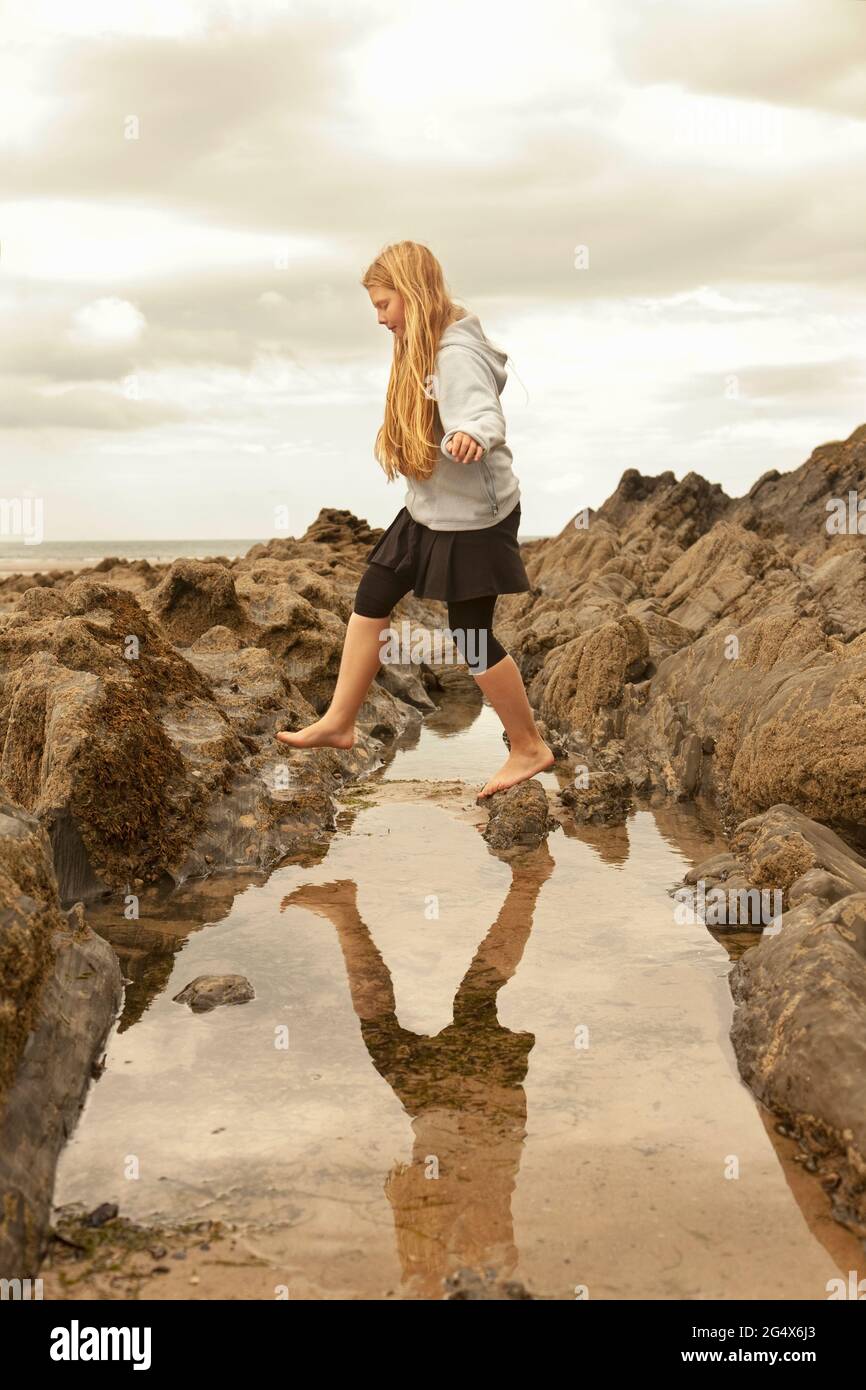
0,531,550,574
0,538,267,573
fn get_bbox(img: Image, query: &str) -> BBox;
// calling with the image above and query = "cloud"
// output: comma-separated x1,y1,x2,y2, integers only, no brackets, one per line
1,0,865,537
0,380,189,429
69,296,147,344
657,357,866,414
611,0,866,120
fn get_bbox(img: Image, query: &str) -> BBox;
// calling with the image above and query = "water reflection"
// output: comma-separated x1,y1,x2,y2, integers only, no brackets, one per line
49,691,863,1299
280,846,554,1296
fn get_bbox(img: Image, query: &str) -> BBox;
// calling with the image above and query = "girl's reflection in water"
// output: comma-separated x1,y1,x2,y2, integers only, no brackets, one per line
281,844,554,1298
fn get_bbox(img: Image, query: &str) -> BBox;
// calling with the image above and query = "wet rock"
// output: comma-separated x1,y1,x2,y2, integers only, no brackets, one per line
730,890,866,1234
788,867,855,907
375,660,437,712
233,579,348,710
0,798,122,1279
0,581,245,897
683,852,742,885
559,769,632,825
678,801,866,1232
682,806,866,926
0,800,61,1099
674,731,703,796
173,974,255,1013
480,780,557,851
729,804,866,899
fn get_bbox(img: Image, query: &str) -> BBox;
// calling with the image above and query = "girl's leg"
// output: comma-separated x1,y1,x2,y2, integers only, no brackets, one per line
276,564,411,749
447,595,554,797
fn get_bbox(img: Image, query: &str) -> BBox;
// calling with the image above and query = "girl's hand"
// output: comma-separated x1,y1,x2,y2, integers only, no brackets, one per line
444,431,484,463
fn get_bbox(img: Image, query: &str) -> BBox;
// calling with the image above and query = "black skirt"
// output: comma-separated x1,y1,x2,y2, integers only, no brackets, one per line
364,499,531,602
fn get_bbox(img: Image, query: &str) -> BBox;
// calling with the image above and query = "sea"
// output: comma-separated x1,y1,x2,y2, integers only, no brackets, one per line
0,539,267,575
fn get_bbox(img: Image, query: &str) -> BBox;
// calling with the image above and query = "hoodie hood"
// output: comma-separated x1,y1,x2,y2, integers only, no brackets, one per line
438,312,507,393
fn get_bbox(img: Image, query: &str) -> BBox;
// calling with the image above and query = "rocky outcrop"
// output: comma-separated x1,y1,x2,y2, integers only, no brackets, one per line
495,423,866,853
0,525,432,899
727,422,866,546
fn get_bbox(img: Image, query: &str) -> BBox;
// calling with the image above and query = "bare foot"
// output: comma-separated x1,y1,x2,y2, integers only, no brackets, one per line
478,741,555,799
275,719,355,750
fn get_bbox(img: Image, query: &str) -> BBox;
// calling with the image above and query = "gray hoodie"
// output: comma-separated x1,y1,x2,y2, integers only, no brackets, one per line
402,312,521,530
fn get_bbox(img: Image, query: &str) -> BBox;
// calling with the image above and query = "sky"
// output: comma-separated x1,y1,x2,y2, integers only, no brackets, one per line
2,0,866,542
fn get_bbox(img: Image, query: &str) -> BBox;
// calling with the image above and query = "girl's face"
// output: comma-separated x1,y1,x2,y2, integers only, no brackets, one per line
367,284,405,339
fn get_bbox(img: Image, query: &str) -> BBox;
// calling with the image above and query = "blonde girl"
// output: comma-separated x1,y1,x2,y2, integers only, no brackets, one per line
277,241,554,799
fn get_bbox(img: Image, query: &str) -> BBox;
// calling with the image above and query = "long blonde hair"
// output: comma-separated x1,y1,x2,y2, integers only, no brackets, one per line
361,241,466,483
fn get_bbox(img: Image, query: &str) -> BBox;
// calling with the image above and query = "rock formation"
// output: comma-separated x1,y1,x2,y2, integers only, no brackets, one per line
1,421,866,1267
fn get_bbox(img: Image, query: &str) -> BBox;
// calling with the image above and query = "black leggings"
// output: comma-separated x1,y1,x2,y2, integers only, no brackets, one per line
353,562,508,673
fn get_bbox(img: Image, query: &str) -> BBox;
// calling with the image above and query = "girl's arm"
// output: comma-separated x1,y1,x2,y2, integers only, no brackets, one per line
434,345,506,464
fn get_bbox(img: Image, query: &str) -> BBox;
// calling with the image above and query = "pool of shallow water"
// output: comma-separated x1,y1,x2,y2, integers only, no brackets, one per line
51,695,860,1299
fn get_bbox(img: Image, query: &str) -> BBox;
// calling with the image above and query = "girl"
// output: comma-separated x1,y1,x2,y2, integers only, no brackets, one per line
276,240,554,799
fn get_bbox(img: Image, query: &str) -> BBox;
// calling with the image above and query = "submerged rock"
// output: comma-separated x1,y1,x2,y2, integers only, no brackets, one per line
173,974,255,1013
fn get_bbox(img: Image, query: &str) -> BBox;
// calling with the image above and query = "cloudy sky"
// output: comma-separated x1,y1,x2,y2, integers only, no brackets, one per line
2,0,866,544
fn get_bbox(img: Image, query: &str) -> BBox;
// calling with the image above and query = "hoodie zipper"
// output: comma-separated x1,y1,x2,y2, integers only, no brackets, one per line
480,459,499,516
